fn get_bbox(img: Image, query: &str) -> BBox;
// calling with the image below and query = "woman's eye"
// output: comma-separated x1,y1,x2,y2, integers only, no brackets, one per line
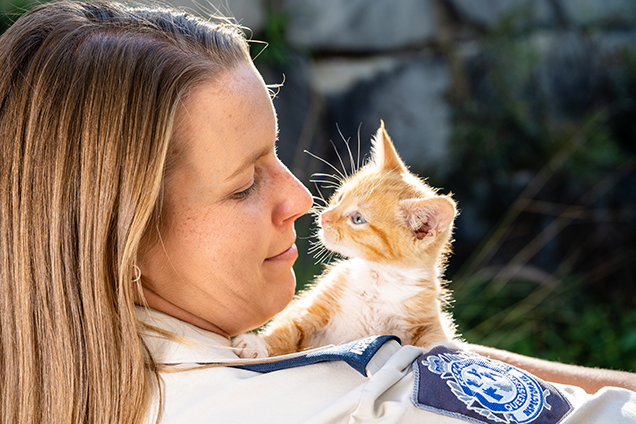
232,180,258,200
351,212,367,225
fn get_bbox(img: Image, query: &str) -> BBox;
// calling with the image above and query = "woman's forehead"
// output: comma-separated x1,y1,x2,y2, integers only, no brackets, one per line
168,64,277,189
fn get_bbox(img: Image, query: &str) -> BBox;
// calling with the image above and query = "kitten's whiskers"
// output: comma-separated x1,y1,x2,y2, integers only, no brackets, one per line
311,196,328,208
329,137,349,180
309,179,340,187
311,172,344,184
312,181,329,206
336,123,356,177
304,150,346,181
311,245,329,264
356,122,363,173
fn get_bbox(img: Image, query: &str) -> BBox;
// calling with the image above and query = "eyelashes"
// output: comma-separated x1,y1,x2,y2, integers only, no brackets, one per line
231,164,265,201
232,179,259,200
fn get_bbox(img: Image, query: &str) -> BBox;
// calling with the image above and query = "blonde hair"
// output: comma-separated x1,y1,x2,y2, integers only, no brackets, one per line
0,2,250,422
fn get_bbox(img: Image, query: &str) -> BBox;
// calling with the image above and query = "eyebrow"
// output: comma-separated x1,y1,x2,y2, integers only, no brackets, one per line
223,144,272,182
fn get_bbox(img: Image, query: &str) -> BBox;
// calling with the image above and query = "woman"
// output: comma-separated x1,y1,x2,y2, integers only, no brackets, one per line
0,2,634,423
0,2,253,421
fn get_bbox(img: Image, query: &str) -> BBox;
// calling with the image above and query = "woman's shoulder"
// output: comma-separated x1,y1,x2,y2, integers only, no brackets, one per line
137,309,636,424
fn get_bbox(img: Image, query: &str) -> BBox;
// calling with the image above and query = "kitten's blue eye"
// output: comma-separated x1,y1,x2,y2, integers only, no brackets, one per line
351,212,367,225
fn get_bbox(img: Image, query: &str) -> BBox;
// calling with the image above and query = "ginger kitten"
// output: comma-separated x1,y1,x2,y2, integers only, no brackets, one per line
233,122,459,358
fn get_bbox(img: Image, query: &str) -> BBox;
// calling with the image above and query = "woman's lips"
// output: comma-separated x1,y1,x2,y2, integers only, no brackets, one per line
266,243,298,262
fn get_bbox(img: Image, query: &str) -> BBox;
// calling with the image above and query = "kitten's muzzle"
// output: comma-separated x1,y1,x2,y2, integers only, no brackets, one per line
320,211,334,227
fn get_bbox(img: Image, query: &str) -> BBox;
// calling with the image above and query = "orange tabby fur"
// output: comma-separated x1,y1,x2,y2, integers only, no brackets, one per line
233,122,459,358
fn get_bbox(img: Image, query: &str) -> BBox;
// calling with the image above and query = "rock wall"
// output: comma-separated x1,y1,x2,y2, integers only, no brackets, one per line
174,0,635,180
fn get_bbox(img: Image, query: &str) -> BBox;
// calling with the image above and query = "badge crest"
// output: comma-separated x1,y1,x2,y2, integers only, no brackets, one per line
413,346,572,424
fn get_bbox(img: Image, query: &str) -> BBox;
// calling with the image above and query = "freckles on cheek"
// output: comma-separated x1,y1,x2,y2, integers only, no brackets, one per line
170,203,263,264
174,211,224,251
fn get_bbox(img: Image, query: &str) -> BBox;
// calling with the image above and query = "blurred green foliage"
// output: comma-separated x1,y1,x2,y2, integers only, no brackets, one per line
0,0,32,32
250,1,292,68
443,11,636,372
452,275,636,372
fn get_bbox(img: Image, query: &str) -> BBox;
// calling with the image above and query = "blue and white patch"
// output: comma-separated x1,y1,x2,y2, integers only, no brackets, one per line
413,346,572,424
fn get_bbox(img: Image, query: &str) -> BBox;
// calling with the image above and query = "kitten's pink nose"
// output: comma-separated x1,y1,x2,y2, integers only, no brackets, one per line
320,212,332,227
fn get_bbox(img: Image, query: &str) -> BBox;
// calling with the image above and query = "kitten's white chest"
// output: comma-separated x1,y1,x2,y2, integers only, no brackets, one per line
310,259,432,346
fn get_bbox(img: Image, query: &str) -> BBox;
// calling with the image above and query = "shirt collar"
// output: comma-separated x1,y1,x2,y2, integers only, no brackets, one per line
135,307,239,364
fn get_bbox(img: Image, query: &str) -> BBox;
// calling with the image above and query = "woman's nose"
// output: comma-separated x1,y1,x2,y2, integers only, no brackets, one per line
274,164,312,225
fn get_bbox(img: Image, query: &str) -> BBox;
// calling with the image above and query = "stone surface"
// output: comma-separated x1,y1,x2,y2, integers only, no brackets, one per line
535,31,599,117
168,0,265,33
560,0,636,27
309,57,400,96
322,57,451,175
256,54,334,186
448,0,556,28
593,30,636,54
257,56,313,176
284,0,437,51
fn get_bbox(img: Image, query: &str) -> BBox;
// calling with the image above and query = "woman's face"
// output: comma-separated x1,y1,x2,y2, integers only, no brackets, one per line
138,63,312,338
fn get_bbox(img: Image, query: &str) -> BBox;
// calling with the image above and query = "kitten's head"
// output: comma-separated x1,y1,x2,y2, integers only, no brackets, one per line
318,122,457,268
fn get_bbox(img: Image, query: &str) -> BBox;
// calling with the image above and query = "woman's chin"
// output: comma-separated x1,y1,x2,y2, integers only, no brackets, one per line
271,269,297,313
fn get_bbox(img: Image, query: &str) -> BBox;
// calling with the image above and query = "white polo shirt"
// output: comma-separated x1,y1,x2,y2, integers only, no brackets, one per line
138,308,636,423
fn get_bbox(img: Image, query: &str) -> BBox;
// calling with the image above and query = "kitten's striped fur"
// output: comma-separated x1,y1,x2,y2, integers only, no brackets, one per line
233,122,459,357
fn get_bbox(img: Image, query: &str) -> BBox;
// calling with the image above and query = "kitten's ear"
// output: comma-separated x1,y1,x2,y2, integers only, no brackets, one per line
400,196,456,241
371,120,407,173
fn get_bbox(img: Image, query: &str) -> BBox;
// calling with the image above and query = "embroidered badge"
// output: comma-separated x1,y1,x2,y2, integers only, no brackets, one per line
412,346,572,424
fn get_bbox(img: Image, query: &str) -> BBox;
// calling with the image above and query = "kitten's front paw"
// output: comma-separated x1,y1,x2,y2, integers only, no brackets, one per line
232,333,269,359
